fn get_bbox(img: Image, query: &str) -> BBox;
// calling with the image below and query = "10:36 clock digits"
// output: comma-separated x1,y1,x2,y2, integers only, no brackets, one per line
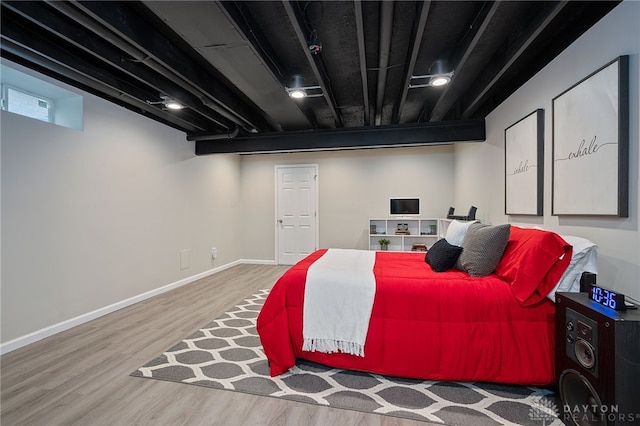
588,284,626,311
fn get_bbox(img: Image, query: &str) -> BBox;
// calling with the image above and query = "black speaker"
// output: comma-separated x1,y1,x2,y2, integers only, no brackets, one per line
580,272,597,292
556,292,640,426
466,205,477,220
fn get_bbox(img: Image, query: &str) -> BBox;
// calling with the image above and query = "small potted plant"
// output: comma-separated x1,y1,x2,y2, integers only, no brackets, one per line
378,238,390,251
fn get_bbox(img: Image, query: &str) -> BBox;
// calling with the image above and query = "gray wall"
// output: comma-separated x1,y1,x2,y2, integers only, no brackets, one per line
454,1,640,300
1,63,242,344
239,146,456,261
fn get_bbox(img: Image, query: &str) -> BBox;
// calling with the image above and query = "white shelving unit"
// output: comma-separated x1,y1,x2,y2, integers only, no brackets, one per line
437,218,453,239
369,218,441,251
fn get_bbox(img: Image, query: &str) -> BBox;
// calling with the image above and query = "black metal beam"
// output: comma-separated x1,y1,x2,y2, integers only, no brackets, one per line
353,0,370,126
0,9,207,133
428,1,500,122
460,1,568,119
392,0,431,124
281,0,343,128
461,0,621,121
74,0,276,133
374,0,394,126
1,43,198,134
218,1,318,129
194,119,485,155
4,1,234,132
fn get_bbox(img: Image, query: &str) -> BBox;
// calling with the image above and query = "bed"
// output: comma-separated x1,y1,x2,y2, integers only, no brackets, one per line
257,224,596,386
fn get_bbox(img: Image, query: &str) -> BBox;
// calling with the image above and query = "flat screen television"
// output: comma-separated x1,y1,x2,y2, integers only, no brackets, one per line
390,198,420,216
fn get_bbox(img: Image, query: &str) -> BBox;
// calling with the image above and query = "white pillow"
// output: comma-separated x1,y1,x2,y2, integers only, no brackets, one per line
445,220,479,246
561,235,598,259
546,235,598,301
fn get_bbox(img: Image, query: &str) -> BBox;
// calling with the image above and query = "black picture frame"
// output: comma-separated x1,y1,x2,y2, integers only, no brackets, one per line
552,56,629,217
504,109,544,216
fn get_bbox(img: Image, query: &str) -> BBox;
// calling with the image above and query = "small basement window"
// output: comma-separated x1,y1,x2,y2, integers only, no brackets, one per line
3,85,53,123
1,61,83,130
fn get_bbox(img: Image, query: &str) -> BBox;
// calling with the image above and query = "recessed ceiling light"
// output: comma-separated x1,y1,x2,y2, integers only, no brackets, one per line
286,75,323,99
428,59,453,87
146,94,185,111
164,100,184,109
289,89,307,99
408,59,455,89
429,76,451,87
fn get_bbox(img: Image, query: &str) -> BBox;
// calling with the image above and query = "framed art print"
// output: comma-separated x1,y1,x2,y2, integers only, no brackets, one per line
552,56,629,216
505,109,544,216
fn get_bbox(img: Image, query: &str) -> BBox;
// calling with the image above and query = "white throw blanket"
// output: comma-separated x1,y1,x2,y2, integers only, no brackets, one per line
302,249,376,357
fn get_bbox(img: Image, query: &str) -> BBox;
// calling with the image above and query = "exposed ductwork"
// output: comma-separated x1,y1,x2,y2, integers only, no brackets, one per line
187,126,241,142
374,1,394,126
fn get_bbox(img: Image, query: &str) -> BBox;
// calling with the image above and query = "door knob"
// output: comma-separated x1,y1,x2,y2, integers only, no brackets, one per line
278,219,283,223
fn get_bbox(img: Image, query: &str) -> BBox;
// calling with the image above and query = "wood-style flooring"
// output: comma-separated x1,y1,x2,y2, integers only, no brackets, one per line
1,264,435,426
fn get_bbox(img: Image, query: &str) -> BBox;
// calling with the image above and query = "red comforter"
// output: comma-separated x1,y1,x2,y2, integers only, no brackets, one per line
257,227,572,385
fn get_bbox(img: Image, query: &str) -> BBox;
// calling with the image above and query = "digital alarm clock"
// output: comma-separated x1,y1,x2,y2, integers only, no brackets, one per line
588,284,626,311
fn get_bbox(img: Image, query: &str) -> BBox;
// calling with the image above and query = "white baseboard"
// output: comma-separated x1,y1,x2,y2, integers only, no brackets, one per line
0,258,276,355
239,258,277,265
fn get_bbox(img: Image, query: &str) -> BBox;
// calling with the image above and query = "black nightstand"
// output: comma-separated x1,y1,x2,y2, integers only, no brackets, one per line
555,292,640,425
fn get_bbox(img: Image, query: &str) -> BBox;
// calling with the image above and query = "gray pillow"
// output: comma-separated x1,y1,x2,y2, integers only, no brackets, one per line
455,223,511,277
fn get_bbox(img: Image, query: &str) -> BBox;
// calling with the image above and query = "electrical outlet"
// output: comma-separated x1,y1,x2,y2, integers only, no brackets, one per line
211,247,217,259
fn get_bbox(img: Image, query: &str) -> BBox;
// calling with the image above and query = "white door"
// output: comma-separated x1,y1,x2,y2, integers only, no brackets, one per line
276,165,318,265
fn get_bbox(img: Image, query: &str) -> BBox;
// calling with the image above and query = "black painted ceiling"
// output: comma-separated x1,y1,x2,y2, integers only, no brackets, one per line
1,1,619,153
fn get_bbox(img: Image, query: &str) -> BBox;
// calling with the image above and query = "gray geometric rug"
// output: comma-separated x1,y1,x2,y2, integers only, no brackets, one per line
131,289,563,425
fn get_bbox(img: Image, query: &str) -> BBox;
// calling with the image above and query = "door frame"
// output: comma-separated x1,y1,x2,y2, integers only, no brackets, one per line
274,164,319,265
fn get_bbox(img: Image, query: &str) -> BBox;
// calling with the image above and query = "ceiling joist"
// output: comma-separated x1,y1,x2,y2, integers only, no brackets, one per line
1,0,619,151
